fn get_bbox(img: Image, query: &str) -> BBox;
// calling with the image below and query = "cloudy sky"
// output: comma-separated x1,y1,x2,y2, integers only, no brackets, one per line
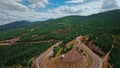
0,0,120,25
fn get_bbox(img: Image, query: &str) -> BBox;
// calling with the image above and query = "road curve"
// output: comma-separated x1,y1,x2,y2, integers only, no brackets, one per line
36,42,62,68
76,37,102,68
36,36,102,68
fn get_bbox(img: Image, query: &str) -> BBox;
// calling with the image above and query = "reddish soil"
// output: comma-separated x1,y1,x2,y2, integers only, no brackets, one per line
61,49,82,63
0,37,20,46
102,45,114,68
53,29,68,34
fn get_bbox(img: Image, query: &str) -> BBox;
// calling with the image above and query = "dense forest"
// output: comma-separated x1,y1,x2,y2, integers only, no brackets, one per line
0,9,120,67
0,42,55,68
0,20,34,32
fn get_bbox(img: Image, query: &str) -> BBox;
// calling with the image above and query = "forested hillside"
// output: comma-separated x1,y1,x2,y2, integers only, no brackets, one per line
0,9,120,68
0,20,34,32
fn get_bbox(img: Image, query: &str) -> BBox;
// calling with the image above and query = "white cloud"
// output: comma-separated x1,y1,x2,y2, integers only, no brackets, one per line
0,0,29,11
0,0,120,25
29,0,49,8
102,0,119,10
0,13,19,25
0,0,50,25
53,5,81,13
49,0,102,17
28,4,36,9
116,0,120,8
66,0,84,3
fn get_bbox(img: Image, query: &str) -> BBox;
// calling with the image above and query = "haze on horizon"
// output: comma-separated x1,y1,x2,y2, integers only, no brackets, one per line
0,0,120,25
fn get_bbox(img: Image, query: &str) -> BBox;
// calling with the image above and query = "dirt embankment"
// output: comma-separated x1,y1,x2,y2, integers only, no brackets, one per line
102,45,114,68
85,41,105,57
0,37,20,46
82,35,114,68
80,35,104,57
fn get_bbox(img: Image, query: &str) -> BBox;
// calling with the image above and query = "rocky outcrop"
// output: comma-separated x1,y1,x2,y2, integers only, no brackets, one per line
85,41,105,57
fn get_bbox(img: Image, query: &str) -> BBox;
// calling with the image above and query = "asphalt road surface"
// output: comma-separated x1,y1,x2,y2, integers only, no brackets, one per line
36,42,62,68
76,37,102,68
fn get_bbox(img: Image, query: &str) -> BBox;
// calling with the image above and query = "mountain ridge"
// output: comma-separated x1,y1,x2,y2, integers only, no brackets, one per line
0,9,120,32
0,20,33,32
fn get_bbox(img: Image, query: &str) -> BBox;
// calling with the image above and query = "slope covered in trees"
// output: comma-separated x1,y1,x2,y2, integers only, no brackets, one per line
0,9,120,67
0,20,35,32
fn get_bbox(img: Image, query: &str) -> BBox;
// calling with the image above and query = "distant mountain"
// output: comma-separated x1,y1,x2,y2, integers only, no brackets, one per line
0,20,33,32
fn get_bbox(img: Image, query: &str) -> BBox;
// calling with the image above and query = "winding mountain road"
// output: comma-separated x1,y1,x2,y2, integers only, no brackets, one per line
36,42,62,68
35,36,102,68
76,37,102,68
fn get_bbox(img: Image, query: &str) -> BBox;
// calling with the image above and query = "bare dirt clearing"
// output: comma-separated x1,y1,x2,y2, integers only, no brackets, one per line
0,37,20,46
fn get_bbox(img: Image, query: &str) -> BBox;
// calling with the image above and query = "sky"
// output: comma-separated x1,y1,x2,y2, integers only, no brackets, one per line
0,0,120,25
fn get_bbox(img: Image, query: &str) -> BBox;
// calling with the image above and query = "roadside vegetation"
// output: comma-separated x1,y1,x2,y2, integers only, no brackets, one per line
0,9,120,67
109,35,120,68
0,42,54,68
53,43,74,57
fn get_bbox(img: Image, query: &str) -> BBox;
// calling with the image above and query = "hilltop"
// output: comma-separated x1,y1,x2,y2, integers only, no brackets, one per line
0,20,35,32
